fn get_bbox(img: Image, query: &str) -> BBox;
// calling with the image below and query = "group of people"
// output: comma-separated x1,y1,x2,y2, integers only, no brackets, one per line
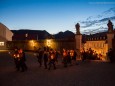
11,47,115,72
11,47,78,72
62,49,77,67
35,47,78,70
81,48,102,61
36,48,57,70
12,48,28,72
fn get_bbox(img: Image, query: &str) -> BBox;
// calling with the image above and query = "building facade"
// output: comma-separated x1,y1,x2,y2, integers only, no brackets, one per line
0,23,13,50
75,20,114,61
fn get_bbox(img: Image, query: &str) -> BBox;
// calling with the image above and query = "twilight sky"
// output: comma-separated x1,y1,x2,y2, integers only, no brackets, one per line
0,0,115,34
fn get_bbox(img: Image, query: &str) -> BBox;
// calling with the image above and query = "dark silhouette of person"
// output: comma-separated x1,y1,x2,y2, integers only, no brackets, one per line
48,49,56,70
81,49,87,61
54,50,59,63
13,48,20,71
19,49,28,72
108,48,114,63
62,49,68,67
67,50,71,65
37,48,43,67
43,49,48,69
73,50,78,65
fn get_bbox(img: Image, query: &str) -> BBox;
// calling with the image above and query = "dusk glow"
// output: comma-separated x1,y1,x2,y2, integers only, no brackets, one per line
0,0,115,34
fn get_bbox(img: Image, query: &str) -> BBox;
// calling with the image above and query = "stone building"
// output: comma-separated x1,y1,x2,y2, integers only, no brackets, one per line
0,23,13,50
75,20,114,61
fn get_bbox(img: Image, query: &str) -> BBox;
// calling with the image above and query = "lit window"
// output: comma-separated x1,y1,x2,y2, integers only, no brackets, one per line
0,42,4,46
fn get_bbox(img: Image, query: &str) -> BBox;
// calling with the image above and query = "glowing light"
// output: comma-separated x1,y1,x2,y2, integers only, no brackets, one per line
47,39,51,47
30,40,35,47
0,42,4,46
51,55,54,59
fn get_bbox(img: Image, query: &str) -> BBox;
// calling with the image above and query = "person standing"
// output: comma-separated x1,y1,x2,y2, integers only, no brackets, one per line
67,50,71,65
48,49,56,70
19,49,28,72
62,49,68,67
13,48,20,71
73,50,78,65
81,49,87,61
43,49,48,69
37,48,43,67
108,48,114,63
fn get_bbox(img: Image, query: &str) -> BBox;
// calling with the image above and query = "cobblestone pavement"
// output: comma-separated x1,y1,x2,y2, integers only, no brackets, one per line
0,51,115,86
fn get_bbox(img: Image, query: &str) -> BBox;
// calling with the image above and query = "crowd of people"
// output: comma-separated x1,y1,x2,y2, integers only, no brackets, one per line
81,48,102,61
81,48,115,62
11,47,115,72
11,47,78,72
35,47,78,70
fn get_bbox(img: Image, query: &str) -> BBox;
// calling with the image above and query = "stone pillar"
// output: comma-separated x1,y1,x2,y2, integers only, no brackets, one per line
75,23,82,60
75,34,82,51
106,20,114,61
107,20,114,50
107,33,114,50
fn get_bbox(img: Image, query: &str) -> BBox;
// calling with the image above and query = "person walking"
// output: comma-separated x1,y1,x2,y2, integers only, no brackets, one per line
37,48,43,67
43,49,48,69
13,48,20,71
48,49,56,70
19,49,28,72
62,49,68,67
108,48,114,63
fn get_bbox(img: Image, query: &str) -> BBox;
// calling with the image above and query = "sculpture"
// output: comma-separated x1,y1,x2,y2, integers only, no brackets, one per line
75,23,80,34
107,20,113,33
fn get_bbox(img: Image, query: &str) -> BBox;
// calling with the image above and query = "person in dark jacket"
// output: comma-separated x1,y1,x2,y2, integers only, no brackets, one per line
81,50,87,61
67,50,71,65
13,48,20,71
108,48,114,63
62,49,68,67
43,49,48,69
16,49,27,72
48,49,56,70
19,49,28,72
37,48,43,67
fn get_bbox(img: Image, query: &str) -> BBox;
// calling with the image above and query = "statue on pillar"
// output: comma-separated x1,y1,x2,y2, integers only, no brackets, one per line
75,23,81,34
107,20,113,33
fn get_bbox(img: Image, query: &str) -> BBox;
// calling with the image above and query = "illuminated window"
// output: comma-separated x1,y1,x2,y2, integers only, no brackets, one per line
0,42,4,46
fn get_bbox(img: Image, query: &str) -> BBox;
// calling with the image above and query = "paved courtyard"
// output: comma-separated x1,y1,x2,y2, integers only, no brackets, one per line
0,51,115,86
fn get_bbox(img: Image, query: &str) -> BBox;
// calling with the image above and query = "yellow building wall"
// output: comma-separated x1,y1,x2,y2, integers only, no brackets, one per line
84,40,108,61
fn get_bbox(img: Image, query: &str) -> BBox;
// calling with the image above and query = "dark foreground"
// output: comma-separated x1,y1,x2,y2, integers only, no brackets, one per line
0,51,115,86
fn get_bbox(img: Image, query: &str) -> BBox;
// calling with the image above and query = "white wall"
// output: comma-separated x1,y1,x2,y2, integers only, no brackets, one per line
0,23,13,41
0,23,13,50
6,28,13,41
0,27,5,38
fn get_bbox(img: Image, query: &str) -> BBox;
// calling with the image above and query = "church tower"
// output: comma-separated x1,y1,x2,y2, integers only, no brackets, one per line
107,20,114,50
